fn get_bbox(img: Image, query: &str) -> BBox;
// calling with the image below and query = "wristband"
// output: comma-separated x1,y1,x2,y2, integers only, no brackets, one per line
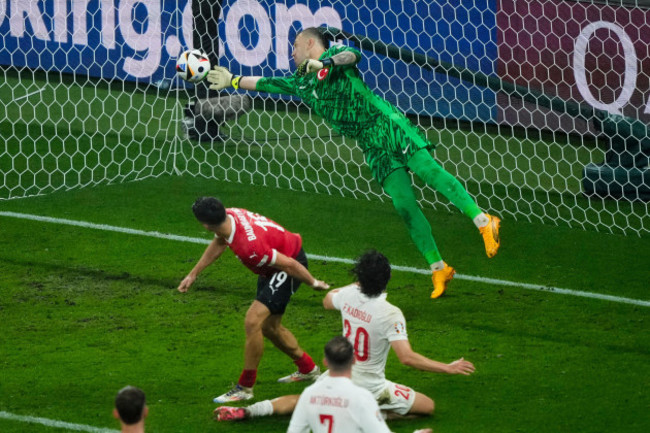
320,58,334,67
231,75,242,89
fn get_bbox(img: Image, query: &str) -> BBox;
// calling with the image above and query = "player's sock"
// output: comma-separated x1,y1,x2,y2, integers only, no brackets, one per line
425,250,443,266
238,369,257,388
247,400,274,418
473,213,490,229
294,352,316,374
408,150,483,219
383,170,441,265
430,260,445,272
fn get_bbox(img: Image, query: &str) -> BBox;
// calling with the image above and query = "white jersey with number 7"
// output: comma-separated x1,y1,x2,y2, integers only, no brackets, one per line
331,283,408,394
287,375,391,433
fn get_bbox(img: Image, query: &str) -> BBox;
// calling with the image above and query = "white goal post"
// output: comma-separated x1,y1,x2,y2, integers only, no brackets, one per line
0,0,648,235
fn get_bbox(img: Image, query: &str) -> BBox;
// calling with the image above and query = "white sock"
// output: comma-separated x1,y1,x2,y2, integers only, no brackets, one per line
430,260,445,272
247,399,274,418
473,213,490,229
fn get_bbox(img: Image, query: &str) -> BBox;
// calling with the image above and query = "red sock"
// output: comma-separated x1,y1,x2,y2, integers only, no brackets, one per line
294,352,316,374
238,369,257,388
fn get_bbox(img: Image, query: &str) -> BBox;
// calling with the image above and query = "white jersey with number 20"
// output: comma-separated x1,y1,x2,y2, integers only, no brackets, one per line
331,283,408,394
287,375,391,433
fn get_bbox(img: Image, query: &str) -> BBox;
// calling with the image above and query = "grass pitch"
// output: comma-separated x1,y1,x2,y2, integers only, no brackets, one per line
1,176,649,433
1,67,649,432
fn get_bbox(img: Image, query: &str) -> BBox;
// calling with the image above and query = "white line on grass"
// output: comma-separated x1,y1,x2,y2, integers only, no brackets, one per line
13,87,46,102
1,211,648,308
0,411,119,433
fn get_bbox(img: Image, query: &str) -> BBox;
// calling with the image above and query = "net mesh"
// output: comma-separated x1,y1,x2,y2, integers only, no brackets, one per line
1,0,648,235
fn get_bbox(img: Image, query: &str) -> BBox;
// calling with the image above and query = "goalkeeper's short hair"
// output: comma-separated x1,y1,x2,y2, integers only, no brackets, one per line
299,26,331,48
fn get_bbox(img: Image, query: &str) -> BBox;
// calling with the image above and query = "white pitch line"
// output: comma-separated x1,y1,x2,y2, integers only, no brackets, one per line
1,211,648,308
0,410,119,433
13,87,46,102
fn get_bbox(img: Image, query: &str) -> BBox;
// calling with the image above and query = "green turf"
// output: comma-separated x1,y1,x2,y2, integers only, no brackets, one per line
1,176,649,433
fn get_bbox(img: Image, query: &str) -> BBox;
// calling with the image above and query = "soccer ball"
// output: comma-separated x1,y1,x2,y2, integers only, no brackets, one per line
176,49,211,83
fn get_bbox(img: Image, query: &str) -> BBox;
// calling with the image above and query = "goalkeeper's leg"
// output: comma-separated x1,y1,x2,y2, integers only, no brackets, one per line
407,150,501,258
383,169,441,265
383,170,454,298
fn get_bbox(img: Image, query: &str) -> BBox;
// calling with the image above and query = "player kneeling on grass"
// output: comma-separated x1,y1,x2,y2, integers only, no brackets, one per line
219,336,432,433
178,197,329,403
215,250,474,423
207,26,501,299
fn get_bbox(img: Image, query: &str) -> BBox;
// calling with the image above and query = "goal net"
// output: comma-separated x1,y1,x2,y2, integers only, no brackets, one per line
1,0,648,236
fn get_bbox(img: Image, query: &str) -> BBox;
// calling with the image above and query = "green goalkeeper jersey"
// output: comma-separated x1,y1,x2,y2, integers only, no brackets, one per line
255,45,434,184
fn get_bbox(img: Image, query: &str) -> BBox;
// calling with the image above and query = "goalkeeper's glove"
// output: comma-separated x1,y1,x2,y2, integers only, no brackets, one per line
207,66,242,91
295,58,333,77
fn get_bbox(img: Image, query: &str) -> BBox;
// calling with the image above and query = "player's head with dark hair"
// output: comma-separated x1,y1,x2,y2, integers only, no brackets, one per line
298,27,330,49
192,196,226,226
324,336,354,373
114,386,146,425
353,250,391,297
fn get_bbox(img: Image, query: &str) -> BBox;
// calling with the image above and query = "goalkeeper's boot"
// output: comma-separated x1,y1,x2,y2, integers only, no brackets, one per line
214,406,249,421
479,214,501,258
431,263,455,299
277,365,320,383
213,384,253,403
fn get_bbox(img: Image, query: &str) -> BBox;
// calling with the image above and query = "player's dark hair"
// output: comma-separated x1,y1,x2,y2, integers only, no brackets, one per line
192,196,227,225
324,336,354,372
353,250,391,298
299,27,331,49
115,386,146,425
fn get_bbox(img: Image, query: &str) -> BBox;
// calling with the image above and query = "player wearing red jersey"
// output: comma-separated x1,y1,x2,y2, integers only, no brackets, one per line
178,196,330,403
214,251,474,425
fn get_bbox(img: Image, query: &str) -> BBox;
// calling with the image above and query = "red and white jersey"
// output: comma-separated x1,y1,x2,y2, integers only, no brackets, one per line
220,208,302,277
287,375,391,433
331,284,408,394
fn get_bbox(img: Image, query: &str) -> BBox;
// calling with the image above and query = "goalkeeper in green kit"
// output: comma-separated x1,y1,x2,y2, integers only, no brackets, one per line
207,27,501,298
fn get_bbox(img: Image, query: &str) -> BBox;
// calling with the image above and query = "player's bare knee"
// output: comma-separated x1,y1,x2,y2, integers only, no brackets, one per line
244,316,264,335
410,393,434,417
261,321,280,337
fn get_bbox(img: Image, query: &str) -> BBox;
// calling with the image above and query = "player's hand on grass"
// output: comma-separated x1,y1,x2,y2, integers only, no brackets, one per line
207,66,233,90
447,357,475,375
178,274,196,293
311,279,330,291
413,429,433,433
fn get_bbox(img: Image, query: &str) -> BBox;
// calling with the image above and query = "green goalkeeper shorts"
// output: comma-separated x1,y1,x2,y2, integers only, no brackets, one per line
357,116,436,185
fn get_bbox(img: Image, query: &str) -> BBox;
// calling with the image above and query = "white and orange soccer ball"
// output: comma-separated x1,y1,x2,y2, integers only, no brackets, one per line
176,49,211,83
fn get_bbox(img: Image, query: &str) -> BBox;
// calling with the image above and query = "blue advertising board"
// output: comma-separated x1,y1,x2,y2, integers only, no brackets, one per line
0,0,192,83
218,0,497,121
0,0,497,121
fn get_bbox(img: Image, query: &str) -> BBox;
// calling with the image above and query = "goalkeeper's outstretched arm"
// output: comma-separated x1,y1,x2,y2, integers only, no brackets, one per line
206,49,359,93
207,66,261,91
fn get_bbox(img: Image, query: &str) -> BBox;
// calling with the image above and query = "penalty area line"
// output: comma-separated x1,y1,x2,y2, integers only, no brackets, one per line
1,211,648,308
0,410,119,433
